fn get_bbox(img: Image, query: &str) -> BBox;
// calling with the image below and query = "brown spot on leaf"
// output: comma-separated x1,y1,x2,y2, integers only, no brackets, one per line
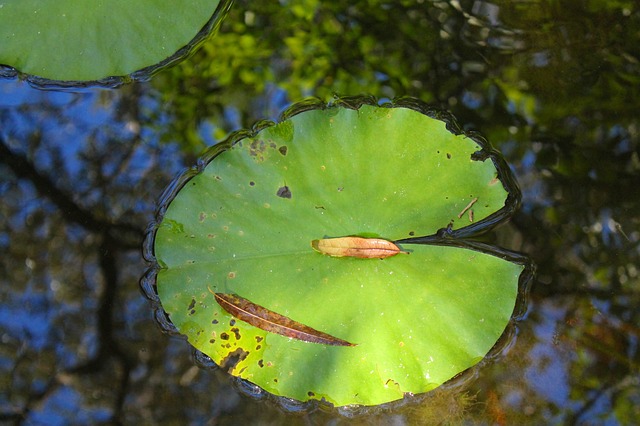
199,212,207,222
188,298,196,311
249,181,255,186
228,272,236,279
446,153,451,159
250,139,264,151
307,391,315,397
255,336,263,343
278,146,288,156
229,319,236,326
256,344,262,350
409,231,415,236
220,348,249,373
212,319,219,325
220,332,229,340
277,186,292,199
249,139,268,161
385,378,401,390
230,327,241,340
258,359,264,368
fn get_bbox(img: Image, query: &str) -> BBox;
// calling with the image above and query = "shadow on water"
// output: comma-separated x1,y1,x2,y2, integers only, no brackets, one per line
1,1,639,424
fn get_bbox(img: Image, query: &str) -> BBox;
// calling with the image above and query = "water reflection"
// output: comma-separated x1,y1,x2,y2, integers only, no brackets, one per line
1,0,639,424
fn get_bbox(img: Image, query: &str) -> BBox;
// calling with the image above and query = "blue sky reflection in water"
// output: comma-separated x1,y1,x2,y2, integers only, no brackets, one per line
2,0,640,424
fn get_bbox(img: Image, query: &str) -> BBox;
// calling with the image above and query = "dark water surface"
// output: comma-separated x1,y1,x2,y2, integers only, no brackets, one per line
1,1,639,424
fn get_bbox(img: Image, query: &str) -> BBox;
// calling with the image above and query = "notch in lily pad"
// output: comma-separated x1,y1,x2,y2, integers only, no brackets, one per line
143,96,533,408
0,0,232,87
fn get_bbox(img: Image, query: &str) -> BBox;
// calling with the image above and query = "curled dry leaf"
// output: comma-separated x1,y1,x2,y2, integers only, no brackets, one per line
210,289,356,347
311,237,407,259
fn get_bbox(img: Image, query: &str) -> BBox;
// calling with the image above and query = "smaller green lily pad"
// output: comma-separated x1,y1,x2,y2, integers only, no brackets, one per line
0,0,230,84
149,98,530,407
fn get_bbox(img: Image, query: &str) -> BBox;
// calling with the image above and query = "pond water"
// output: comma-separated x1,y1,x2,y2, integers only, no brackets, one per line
1,1,638,424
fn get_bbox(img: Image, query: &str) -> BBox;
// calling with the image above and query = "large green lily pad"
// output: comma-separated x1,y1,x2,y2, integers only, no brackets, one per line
0,0,230,83
150,100,527,407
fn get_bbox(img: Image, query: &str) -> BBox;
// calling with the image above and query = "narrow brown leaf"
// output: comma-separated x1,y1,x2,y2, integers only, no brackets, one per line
311,236,407,259
210,289,356,347
457,197,478,218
